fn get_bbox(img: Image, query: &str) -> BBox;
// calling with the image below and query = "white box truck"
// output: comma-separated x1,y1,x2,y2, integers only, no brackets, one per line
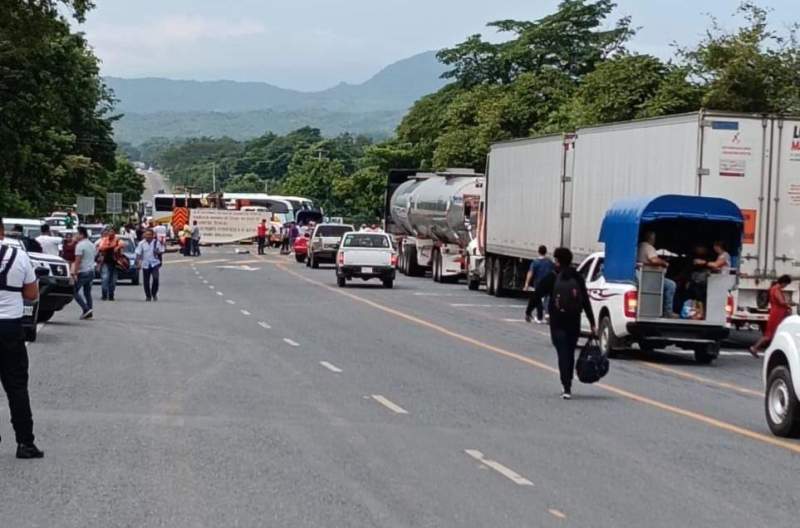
484,110,800,331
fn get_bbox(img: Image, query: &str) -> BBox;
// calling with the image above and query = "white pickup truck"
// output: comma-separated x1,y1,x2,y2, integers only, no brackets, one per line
764,315,800,437
336,232,397,288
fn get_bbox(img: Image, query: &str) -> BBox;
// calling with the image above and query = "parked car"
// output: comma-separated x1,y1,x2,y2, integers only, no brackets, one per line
307,223,354,269
763,315,800,437
2,217,45,239
3,236,72,325
335,232,397,288
93,237,139,285
293,233,310,263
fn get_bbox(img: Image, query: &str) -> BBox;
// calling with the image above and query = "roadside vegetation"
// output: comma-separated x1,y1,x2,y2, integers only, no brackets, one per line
0,0,144,216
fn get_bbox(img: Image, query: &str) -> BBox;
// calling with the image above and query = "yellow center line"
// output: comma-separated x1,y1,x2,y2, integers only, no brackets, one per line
637,361,762,398
277,264,800,455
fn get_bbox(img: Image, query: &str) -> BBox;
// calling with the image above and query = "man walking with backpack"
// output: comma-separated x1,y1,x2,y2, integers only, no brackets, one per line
135,228,164,302
524,245,555,324
530,248,596,399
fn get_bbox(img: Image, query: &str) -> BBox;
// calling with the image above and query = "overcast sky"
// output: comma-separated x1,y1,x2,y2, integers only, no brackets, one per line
75,0,797,91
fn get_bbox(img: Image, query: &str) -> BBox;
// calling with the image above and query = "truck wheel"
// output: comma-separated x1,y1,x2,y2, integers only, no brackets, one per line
486,257,496,295
337,275,346,288
492,257,505,297
765,365,800,437
432,250,441,282
383,278,394,289
399,251,407,274
599,316,619,358
408,247,424,277
468,276,480,291
37,309,55,323
311,253,319,269
694,343,719,365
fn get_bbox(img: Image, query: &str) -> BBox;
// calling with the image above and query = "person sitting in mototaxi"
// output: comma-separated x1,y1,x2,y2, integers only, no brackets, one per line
637,231,679,318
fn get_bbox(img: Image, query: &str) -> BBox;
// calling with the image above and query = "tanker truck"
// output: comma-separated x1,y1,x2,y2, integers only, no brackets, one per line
385,169,484,283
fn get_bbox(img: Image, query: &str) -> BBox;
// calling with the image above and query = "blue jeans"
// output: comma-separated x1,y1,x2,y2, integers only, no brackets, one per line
663,278,677,315
101,263,117,299
73,271,94,313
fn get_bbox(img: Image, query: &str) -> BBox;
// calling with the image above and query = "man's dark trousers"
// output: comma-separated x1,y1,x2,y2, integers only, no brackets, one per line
143,266,160,300
0,320,35,444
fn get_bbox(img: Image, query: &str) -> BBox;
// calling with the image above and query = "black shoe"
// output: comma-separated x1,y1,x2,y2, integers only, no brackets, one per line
145,297,152,302
152,294,158,302
108,296,115,301
16,443,44,459
524,314,532,323
101,296,107,301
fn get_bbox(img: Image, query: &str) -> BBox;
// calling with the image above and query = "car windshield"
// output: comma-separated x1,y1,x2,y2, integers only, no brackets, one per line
317,226,352,237
343,234,390,248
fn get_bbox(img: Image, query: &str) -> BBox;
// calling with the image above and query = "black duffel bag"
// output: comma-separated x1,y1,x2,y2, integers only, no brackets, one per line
576,337,609,384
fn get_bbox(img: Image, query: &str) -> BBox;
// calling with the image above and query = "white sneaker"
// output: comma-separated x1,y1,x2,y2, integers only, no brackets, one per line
560,391,571,400
534,317,544,324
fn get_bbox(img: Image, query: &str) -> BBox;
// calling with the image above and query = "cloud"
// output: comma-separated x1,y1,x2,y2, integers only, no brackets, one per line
151,15,265,41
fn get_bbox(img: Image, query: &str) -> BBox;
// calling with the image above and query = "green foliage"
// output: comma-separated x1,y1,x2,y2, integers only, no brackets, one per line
561,54,701,127
223,173,266,193
677,2,800,113
438,0,633,86
0,0,123,216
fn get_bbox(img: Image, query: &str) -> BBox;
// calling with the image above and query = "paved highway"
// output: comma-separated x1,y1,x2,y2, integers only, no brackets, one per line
140,169,169,202
2,246,798,527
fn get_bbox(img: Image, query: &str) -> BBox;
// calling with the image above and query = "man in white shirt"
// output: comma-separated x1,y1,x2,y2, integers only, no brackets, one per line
638,231,678,317
0,219,44,459
35,224,61,256
135,228,165,302
71,226,96,319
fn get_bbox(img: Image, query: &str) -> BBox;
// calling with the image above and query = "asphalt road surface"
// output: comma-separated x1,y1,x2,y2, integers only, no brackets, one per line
2,246,798,527
141,169,169,202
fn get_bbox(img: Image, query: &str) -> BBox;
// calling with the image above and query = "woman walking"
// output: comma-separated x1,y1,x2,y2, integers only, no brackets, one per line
751,275,794,357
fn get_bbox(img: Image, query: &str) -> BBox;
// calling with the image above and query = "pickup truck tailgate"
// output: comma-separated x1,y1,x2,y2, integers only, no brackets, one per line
342,249,392,267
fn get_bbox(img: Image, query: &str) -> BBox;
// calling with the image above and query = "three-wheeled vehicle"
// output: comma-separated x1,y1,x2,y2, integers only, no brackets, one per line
581,195,743,364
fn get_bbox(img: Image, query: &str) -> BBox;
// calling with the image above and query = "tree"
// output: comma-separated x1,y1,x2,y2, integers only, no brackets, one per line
224,173,265,193
437,0,633,86
677,3,800,113
0,3,118,215
560,54,701,127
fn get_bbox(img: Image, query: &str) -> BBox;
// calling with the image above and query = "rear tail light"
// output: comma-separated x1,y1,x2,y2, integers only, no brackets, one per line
726,294,734,320
337,252,344,266
624,290,638,318
391,253,398,267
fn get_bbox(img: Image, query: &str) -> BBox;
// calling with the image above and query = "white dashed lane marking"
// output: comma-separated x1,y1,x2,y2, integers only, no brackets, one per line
283,338,300,347
240,309,251,316
258,321,272,330
226,299,236,305
216,292,223,296
319,361,343,373
209,285,215,289
464,449,534,486
370,395,409,415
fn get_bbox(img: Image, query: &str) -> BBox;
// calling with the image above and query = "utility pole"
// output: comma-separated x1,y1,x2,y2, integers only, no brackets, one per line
212,162,217,192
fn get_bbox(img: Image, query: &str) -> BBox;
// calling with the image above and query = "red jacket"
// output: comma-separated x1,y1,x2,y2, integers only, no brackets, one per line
257,224,267,237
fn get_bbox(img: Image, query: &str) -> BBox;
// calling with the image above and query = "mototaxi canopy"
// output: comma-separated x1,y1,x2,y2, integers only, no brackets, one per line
598,195,744,283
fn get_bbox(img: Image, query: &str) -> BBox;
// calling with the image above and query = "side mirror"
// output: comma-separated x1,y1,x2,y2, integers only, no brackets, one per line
35,267,50,278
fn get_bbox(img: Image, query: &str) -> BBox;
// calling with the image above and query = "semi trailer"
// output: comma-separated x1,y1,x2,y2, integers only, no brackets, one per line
482,110,800,331
385,169,483,283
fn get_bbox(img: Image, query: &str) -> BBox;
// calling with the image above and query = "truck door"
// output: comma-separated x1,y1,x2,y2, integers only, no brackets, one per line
767,118,800,278
699,116,771,276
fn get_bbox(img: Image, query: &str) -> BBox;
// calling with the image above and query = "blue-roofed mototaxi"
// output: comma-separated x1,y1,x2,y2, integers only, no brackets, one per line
586,194,744,364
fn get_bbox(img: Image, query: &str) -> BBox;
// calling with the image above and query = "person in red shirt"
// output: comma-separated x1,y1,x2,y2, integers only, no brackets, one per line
256,219,268,255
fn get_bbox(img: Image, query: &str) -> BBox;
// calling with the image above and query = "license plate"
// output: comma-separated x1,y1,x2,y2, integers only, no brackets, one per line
23,305,33,317
362,267,373,274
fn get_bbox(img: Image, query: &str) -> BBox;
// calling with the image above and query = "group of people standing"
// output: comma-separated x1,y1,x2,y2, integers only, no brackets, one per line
61,226,167,320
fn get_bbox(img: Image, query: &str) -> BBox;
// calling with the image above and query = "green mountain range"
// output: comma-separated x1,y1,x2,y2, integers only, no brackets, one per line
108,51,447,145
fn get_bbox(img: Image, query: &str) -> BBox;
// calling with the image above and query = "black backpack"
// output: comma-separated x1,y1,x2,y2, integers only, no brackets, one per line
552,272,582,317
576,338,610,384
